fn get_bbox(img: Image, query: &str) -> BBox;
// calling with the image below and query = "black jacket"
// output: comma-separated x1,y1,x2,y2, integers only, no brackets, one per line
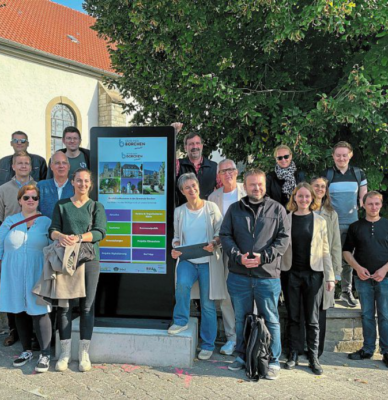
220,195,290,279
176,156,217,206
46,147,91,179
266,170,306,207
0,153,47,186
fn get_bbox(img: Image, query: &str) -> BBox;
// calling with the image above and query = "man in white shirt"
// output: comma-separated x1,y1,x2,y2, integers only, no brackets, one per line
208,159,246,355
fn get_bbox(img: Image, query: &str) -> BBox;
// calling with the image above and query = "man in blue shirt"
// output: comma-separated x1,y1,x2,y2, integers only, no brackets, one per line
37,152,74,219
323,141,367,307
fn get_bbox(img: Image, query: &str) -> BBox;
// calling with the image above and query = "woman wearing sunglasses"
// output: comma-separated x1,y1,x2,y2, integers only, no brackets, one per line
0,185,52,372
266,145,305,208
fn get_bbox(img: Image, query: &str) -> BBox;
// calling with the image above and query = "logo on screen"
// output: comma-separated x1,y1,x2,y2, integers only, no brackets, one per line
119,140,125,147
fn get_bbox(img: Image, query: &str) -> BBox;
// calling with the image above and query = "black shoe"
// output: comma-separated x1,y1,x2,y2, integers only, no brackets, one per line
348,349,373,360
35,354,50,373
284,351,298,370
383,353,388,368
308,355,323,375
340,291,358,308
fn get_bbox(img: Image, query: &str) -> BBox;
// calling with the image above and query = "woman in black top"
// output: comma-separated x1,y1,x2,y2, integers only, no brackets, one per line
281,183,335,376
266,145,305,207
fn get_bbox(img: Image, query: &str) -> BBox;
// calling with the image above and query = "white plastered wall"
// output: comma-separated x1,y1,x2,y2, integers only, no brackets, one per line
0,53,99,160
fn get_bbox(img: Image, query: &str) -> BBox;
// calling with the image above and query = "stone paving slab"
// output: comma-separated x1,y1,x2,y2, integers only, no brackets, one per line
0,334,387,400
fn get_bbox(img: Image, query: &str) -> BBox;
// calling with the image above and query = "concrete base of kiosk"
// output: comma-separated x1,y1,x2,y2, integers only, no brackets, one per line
55,317,198,368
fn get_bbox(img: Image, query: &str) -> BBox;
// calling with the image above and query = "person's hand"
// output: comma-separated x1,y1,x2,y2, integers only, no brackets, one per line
171,249,182,259
355,265,371,281
241,252,260,269
370,267,388,282
171,122,183,134
326,281,335,292
58,234,78,247
203,241,215,253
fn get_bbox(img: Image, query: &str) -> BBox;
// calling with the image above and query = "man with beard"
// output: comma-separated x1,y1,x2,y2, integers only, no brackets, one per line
175,131,218,206
220,169,290,380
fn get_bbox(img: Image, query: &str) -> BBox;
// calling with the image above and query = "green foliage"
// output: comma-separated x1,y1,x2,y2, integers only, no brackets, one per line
85,0,388,189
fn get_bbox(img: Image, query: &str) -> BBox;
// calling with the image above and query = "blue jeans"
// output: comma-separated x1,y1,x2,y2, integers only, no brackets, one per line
227,272,282,366
354,276,388,354
173,261,217,351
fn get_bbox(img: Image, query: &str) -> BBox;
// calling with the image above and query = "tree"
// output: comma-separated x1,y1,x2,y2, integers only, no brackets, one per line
85,0,388,189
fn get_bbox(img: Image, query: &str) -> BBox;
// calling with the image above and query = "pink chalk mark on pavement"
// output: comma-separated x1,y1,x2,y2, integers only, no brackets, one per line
121,364,140,373
216,366,228,370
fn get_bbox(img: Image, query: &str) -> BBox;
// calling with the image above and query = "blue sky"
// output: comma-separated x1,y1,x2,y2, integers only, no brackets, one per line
52,1,86,13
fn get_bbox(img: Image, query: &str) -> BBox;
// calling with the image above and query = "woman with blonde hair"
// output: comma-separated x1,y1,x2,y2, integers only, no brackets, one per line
266,145,305,207
282,183,335,375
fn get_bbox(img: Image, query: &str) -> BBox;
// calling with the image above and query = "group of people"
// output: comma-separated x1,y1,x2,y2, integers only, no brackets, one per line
0,124,387,378
0,128,107,373
170,126,388,379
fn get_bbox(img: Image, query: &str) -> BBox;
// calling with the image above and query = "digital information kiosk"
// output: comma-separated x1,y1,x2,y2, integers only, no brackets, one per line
90,127,176,319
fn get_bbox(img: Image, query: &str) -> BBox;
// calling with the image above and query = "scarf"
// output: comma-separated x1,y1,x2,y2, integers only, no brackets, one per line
275,161,297,196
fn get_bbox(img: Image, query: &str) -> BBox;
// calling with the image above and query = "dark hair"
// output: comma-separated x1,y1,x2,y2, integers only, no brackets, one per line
72,168,93,192
17,184,39,201
310,176,334,212
63,126,81,139
184,132,202,146
12,151,31,165
11,131,28,140
287,182,319,212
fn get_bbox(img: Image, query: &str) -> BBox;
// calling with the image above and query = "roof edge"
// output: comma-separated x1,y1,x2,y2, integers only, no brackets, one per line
0,37,119,80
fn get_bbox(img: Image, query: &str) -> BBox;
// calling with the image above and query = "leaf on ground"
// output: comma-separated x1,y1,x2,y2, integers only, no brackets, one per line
354,378,368,384
26,388,48,398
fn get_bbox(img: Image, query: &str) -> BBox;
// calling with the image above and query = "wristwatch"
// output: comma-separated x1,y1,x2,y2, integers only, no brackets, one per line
78,234,83,243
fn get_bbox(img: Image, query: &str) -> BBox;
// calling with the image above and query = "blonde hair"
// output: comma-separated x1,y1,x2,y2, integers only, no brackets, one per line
287,182,319,212
273,145,292,158
333,141,353,154
363,191,383,204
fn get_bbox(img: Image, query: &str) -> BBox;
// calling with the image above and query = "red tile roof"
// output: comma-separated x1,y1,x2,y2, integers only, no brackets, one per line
0,0,116,74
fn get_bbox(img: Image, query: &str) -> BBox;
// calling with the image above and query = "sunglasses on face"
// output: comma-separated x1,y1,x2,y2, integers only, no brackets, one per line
22,195,39,201
276,154,290,161
12,139,28,144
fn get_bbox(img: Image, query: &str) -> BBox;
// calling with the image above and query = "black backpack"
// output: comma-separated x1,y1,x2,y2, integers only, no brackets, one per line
243,314,272,381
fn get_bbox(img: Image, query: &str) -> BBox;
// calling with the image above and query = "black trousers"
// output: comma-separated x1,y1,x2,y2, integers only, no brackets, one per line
287,270,323,357
58,261,100,341
14,312,52,356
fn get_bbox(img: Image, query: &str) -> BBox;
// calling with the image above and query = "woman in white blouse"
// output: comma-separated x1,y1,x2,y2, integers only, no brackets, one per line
169,173,226,361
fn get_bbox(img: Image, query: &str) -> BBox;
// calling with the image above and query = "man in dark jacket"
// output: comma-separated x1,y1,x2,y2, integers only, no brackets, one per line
0,131,47,186
220,169,290,379
46,126,90,180
175,131,218,206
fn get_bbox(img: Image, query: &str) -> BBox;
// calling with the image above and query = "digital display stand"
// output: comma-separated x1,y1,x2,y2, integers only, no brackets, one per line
90,127,176,319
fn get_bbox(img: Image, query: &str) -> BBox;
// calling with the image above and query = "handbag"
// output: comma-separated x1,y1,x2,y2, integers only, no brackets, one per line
77,201,96,265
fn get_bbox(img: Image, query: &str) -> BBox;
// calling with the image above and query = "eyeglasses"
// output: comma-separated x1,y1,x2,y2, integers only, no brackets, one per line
276,154,290,161
22,195,39,201
64,137,80,142
219,168,237,175
11,139,28,144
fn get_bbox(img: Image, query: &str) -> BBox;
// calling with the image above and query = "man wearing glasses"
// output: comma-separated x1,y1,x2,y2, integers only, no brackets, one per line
0,131,47,187
209,159,246,356
46,126,90,180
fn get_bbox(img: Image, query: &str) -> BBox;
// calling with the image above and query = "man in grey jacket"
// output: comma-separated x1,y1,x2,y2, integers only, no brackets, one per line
220,169,290,379
208,159,246,356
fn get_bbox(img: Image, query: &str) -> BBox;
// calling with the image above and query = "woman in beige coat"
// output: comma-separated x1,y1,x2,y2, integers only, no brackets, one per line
282,183,335,375
168,173,226,361
311,177,342,356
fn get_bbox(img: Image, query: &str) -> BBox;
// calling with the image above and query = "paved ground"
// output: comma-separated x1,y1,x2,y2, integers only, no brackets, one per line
0,334,387,400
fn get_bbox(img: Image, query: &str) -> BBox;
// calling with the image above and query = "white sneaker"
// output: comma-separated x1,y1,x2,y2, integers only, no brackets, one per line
168,324,188,335
220,341,236,356
198,349,213,360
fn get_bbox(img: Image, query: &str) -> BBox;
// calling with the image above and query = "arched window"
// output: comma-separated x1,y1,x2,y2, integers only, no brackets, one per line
51,104,76,154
